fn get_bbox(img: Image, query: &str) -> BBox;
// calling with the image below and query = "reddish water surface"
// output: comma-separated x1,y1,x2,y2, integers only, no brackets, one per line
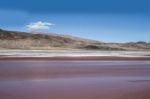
0,60,150,99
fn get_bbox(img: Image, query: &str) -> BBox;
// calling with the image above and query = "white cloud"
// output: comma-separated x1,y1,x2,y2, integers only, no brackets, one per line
26,21,55,31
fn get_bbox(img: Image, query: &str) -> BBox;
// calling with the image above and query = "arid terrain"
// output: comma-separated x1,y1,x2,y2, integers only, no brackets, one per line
0,29,150,50
0,29,150,99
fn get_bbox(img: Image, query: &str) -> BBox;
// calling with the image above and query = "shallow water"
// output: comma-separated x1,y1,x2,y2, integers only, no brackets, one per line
0,60,150,99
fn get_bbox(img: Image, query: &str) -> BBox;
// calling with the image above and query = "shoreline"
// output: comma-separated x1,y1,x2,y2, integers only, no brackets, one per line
0,56,150,61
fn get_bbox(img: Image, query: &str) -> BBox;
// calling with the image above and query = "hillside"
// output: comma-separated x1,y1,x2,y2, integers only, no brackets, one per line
0,29,150,50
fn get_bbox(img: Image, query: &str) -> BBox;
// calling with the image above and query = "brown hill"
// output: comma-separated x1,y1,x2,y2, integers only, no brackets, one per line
0,29,150,50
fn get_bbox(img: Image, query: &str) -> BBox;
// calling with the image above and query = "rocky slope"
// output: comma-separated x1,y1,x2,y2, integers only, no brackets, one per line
0,29,150,50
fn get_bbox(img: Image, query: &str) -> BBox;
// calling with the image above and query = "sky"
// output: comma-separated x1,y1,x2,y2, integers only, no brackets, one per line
0,0,150,42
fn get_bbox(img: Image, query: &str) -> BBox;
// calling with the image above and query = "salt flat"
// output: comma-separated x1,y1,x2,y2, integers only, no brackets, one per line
0,50,150,57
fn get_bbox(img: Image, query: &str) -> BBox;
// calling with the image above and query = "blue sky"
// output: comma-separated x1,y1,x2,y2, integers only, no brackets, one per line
0,0,150,42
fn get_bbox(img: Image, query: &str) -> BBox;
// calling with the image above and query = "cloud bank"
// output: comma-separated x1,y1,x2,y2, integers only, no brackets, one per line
26,21,55,31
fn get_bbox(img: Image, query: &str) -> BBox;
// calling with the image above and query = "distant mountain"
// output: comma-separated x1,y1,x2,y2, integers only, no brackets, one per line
0,29,150,50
